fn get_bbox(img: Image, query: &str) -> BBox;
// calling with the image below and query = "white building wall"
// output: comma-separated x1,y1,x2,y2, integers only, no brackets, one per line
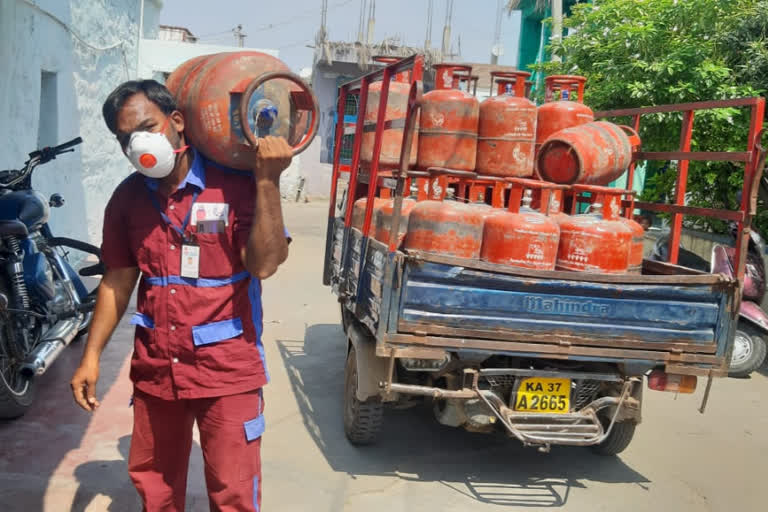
158,27,192,42
502,10,522,69
311,70,343,166
0,0,162,252
142,1,162,39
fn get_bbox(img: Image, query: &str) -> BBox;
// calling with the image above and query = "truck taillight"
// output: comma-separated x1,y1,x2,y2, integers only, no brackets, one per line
647,370,697,393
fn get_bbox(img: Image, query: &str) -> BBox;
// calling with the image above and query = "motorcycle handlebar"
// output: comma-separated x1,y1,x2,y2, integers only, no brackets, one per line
1,137,83,189
28,136,83,159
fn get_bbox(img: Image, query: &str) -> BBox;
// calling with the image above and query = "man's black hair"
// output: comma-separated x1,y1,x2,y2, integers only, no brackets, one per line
102,79,177,134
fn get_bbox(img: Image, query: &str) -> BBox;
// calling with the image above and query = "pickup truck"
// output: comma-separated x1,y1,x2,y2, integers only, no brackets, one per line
322,55,766,454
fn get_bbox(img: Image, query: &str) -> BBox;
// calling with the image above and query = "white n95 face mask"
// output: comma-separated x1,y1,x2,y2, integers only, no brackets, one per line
126,120,187,178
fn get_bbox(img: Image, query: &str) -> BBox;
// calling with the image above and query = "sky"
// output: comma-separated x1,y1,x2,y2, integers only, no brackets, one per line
158,0,522,72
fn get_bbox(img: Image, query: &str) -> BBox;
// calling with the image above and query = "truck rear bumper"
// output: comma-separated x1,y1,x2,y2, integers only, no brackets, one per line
385,370,640,450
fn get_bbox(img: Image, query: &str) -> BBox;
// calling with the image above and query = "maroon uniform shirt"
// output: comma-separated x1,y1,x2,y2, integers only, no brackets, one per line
102,149,282,400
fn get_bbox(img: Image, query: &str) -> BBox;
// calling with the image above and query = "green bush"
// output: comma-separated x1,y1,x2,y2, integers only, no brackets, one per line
533,0,766,234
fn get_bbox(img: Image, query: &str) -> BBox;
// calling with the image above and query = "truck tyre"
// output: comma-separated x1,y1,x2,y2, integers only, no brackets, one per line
343,346,383,445
729,324,768,378
591,421,635,456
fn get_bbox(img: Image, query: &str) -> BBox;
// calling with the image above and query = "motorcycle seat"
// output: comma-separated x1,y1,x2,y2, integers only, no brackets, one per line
0,220,28,237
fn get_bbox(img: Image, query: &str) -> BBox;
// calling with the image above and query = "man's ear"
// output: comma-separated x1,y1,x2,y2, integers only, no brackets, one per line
169,110,185,134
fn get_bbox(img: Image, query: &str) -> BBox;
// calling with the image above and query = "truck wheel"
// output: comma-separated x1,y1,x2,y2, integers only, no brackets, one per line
343,346,383,445
591,421,636,456
729,324,768,378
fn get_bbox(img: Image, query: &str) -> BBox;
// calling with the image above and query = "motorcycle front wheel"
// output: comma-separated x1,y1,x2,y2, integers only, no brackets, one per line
729,324,768,378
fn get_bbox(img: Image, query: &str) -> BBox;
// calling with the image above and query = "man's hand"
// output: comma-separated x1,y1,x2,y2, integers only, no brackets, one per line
254,136,292,181
69,267,139,412
71,356,100,412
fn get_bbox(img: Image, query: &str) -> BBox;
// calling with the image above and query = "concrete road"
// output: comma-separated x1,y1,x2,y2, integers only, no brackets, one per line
1,201,767,512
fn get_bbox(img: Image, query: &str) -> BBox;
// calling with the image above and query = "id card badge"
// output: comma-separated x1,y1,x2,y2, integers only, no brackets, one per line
192,203,229,234
180,243,200,279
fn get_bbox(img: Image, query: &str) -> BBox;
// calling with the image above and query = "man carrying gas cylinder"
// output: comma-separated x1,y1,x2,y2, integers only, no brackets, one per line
70,79,292,511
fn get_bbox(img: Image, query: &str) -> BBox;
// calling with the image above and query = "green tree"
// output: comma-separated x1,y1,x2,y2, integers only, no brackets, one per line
534,0,765,234
719,0,768,88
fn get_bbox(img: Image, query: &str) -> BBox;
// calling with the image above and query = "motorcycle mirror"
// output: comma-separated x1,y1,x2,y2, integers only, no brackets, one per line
49,193,65,208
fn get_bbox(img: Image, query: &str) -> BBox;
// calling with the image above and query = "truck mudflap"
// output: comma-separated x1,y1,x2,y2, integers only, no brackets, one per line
385,369,641,452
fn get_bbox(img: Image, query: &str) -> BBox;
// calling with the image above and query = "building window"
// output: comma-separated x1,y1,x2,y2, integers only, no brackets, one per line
38,71,58,148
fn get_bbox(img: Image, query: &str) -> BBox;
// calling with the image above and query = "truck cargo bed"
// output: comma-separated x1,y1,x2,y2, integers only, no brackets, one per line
329,220,737,376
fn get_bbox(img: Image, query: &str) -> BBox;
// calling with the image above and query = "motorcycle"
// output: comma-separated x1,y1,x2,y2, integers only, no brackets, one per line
0,137,103,419
651,228,768,378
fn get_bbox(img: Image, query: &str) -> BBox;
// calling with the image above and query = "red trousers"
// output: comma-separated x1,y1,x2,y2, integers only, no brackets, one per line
129,388,264,512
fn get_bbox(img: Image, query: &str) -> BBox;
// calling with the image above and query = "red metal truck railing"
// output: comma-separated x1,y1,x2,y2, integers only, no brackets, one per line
328,55,424,240
324,55,425,295
595,98,766,283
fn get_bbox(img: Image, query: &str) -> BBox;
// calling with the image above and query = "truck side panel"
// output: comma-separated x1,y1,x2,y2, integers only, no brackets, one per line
331,225,735,368
397,261,733,356
332,220,387,332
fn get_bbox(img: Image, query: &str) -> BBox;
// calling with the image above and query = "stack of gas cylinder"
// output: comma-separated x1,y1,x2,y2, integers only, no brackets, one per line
352,63,645,274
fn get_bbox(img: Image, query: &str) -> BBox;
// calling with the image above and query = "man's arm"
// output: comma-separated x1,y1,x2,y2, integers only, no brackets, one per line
241,136,292,279
71,267,139,411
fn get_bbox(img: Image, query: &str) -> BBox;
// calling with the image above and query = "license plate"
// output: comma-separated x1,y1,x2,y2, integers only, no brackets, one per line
513,377,571,414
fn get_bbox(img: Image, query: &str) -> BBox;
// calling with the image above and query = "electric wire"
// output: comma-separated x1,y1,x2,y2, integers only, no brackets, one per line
197,0,356,45
20,0,125,52
19,0,130,77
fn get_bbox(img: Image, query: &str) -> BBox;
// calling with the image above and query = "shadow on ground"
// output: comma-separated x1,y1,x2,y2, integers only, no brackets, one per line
69,435,138,512
757,357,768,377
0,285,134,512
277,323,651,508
68,433,209,512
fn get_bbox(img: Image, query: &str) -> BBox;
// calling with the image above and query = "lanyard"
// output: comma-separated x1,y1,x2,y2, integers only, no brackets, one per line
148,188,200,243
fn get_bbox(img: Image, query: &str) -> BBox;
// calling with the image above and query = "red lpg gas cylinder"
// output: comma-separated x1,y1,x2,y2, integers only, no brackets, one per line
481,179,561,270
463,178,500,223
453,72,480,96
403,169,485,259
535,75,594,157
537,122,641,185
351,196,388,233
417,65,480,172
166,51,319,170
623,215,646,274
556,185,633,274
578,186,646,273
466,176,509,235
546,188,571,223
476,71,537,178
375,198,417,247
531,185,570,223
165,55,207,97
374,171,428,247
469,176,507,210
361,57,419,168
